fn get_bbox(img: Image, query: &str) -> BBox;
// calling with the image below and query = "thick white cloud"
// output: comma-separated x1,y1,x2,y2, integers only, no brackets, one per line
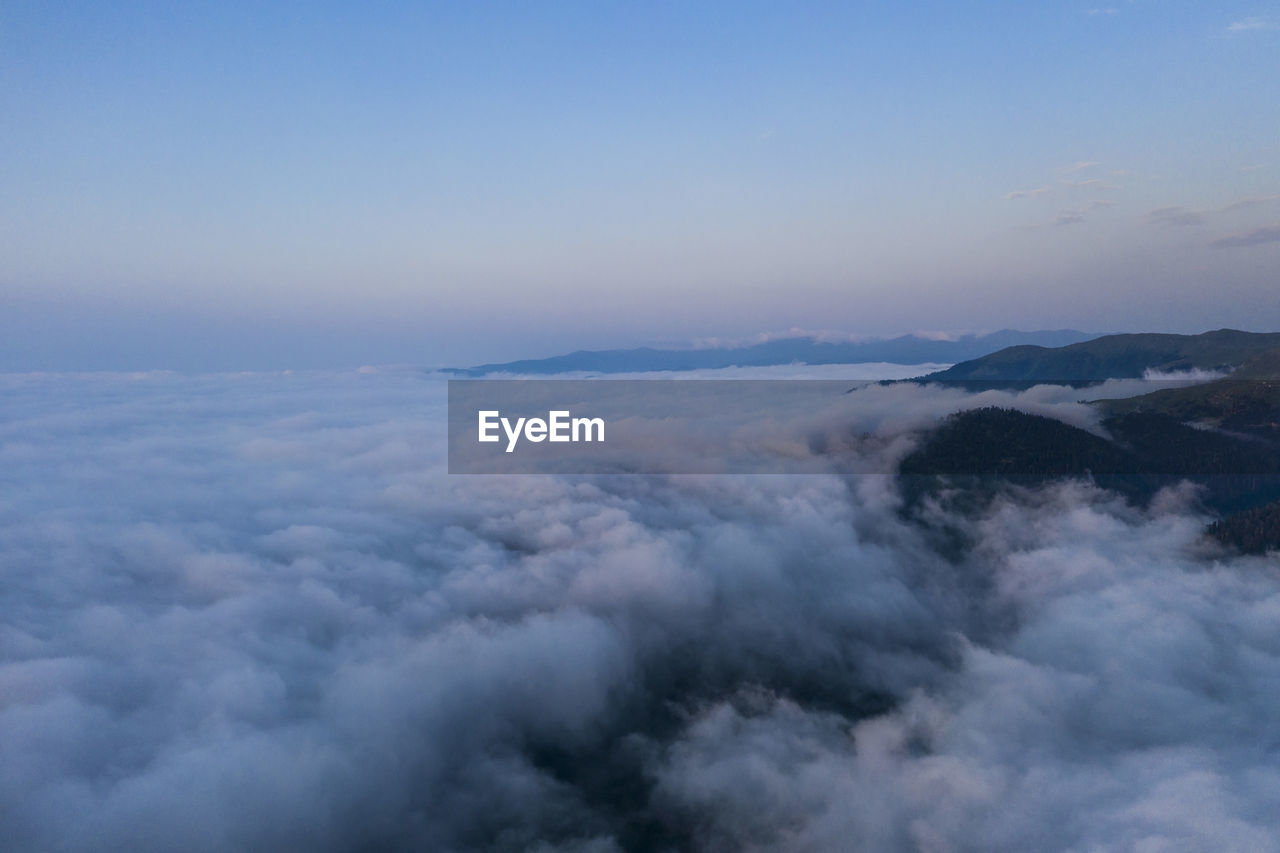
1,368,1276,850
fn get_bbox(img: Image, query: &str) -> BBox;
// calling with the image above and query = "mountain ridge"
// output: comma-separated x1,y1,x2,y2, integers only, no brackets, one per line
1094,346,1280,441
445,329,1093,376
916,329,1280,384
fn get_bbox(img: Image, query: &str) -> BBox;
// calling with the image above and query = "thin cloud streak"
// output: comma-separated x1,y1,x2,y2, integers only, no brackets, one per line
1221,195,1280,213
1226,16,1278,32
1211,224,1280,249
1062,178,1121,191
1005,187,1053,200
1059,161,1102,173
1146,206,1207,227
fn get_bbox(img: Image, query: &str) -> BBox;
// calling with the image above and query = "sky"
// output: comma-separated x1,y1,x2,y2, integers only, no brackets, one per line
3,0,1279,370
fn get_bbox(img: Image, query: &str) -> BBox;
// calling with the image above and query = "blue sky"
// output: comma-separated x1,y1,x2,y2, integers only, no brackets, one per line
3,1,1279,369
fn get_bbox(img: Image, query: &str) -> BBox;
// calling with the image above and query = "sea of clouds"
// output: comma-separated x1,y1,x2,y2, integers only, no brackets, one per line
2,367,1278,852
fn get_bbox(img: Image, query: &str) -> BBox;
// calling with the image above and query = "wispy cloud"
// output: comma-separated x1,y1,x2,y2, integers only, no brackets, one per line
1088,8,1119,16
1004,187,1053,200
1226,16,1278,32
1013,204,1102,229
1063,178,1120,191
1220,194,1280,213
1059,161,1101,173
1211,224,1280,248
1146,206,1207,227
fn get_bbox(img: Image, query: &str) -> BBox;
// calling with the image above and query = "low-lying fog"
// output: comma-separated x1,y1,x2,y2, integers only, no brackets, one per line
2,366,1276,852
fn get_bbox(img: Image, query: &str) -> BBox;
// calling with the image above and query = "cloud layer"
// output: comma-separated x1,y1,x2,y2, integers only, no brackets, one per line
2,370,1278,851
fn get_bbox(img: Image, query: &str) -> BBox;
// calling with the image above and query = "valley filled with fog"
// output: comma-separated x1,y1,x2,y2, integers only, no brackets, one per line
3,367,1279,852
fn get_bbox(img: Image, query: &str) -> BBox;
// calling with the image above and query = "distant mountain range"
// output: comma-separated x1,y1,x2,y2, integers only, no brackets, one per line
444,329,1093,376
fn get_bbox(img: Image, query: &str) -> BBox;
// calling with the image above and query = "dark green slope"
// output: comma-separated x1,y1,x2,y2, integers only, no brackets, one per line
899,341,1280,557
899,407,1132,478
1207,499,1280,554
919,329,1280,383
898,407,1280,520
1230,347,1280,380
1096,347,1280,441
